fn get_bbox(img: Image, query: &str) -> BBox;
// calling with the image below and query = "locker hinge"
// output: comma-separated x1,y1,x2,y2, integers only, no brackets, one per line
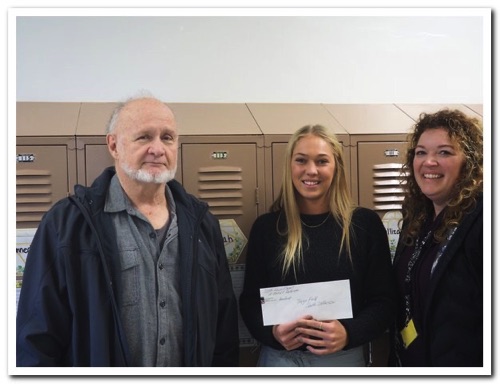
255,187,259,205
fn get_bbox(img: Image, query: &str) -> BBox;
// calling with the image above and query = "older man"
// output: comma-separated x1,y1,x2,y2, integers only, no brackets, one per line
17,95,239,367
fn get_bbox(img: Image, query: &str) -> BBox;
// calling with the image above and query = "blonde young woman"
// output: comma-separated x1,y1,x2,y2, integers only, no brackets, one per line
239,125,396,367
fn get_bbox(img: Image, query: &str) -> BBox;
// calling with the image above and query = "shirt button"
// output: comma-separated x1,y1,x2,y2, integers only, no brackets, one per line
160,300,166,308
159,338,166,345
149,232,156,239
158,263,164,270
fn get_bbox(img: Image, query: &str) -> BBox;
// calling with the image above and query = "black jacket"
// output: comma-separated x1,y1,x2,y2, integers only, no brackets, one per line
16,167,239,367
390,194,483,367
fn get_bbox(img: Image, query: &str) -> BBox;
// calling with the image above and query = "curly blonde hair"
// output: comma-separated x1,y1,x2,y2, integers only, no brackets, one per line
400,109,483,245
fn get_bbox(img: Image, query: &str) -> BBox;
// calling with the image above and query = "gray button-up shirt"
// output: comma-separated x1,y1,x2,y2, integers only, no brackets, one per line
105,175,183,366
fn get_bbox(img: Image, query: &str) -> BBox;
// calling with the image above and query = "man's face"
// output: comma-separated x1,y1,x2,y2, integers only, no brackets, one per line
107,99,178,184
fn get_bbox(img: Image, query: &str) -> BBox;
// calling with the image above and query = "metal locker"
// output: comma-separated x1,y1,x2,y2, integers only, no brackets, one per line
171,103,266,264
16,102,80,229
75,102,117,186
181,140,262,261
352,138,409,212
395,103,484,122
323,104,414,209
465,104,483,117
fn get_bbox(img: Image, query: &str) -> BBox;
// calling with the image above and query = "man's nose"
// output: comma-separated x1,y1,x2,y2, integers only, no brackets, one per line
148,137,164,155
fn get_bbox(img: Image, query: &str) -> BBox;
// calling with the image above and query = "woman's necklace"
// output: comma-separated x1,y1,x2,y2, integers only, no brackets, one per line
301,213,331,228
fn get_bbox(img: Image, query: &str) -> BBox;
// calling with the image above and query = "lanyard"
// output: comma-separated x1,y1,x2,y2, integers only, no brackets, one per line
430,226,457,275
402,226,457,326
403,230,432,325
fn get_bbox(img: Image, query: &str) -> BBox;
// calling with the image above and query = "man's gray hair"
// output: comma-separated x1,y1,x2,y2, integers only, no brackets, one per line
105,89,157,134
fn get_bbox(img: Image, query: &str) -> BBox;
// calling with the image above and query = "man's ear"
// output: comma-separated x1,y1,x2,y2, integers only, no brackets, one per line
106,134,119,160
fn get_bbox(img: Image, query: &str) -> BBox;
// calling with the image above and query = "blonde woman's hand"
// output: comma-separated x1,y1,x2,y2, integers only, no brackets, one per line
272,316,313,350
294,318,348,355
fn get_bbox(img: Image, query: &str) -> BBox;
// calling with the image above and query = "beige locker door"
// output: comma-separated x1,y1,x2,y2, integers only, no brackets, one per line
181,143,259,263
81,143,114,186
271,142,287,203
357,141,408,212
16,145,71,228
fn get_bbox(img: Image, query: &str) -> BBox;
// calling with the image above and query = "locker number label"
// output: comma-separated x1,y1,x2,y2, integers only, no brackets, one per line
211,151,228,159
17,154,35,163
384,149,400,157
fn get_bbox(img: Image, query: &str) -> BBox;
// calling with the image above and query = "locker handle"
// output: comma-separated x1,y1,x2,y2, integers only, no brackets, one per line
373,163,404,169
199,166,242,173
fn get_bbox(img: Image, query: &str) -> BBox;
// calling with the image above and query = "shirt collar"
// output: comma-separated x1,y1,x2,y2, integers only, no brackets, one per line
104,174,176,215
104,174,130,213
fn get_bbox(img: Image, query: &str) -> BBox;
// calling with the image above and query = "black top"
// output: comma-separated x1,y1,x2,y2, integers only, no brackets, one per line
394,211,445,366
391,194,483,367
239,207,397,351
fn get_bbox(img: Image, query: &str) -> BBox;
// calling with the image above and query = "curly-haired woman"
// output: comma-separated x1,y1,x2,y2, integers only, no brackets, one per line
390,109,483,367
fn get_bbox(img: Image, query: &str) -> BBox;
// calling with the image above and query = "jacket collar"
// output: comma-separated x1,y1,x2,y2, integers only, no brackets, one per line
74,166,208,217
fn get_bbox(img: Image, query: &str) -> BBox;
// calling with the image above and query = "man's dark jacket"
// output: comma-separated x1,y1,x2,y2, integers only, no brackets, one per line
16,167,240,367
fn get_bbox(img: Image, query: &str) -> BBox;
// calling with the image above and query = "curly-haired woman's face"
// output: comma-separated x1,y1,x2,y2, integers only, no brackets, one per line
413,127,466,216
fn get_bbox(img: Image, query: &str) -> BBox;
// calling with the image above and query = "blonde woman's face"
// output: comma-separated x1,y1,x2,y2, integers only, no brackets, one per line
291,134,336,213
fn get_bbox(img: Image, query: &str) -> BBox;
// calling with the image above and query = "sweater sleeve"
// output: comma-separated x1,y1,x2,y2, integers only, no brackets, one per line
339,208,397,349
239,215,283,350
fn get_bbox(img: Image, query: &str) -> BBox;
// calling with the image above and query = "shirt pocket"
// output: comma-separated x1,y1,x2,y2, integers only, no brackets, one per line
118,248,140,307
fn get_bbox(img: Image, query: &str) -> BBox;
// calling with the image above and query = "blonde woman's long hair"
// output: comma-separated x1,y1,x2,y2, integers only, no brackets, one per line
270,125,356,277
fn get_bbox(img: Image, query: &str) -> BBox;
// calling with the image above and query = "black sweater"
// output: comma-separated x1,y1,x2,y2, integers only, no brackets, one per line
239,207,397,350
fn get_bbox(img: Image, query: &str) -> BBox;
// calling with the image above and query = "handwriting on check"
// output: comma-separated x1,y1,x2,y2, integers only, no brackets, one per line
263,294,335,309
260,280,352,325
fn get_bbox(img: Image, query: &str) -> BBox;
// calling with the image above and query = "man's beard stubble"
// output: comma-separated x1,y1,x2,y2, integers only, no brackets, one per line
120,162,177,184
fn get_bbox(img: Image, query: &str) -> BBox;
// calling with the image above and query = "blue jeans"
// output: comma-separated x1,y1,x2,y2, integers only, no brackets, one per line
258,345,366,367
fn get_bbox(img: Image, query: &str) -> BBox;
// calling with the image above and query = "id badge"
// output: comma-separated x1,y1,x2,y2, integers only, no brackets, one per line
400,318,418,348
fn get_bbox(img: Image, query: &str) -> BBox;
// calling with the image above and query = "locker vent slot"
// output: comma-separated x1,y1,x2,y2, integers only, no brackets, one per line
16,169,53,225
197,166,244,216
372,163,408,211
